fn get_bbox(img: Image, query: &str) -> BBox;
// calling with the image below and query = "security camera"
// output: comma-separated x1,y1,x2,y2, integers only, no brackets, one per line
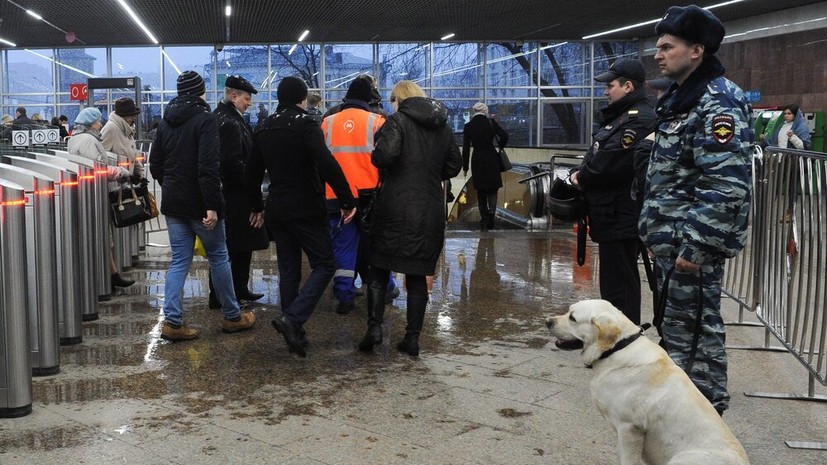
215,43,224,53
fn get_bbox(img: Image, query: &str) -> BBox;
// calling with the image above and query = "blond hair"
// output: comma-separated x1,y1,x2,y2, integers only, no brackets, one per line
390,80,426,104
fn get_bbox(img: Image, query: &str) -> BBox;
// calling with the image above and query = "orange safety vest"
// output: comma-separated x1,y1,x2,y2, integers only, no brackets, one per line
322,108,385,199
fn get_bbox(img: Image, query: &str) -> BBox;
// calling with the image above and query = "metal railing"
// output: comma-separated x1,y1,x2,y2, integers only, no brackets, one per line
136,140,167,244
722,146,827,449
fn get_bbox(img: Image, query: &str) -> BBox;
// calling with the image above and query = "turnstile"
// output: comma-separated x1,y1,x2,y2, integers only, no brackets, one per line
0,165,59,376
32,154,99,322
0,178,32,418
5,157,82,345
49,150,112,302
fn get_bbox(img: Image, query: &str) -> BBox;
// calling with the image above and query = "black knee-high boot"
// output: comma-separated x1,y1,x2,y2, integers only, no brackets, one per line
358,282,386,352
397,291,428,356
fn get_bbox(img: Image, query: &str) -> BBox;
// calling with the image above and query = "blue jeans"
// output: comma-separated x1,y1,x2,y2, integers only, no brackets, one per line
164,216,240,326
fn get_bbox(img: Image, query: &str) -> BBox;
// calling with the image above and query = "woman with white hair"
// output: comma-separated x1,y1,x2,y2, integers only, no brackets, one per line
462,102,509,230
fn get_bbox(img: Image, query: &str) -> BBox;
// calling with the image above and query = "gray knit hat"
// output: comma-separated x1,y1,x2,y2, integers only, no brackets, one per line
177,70,206,96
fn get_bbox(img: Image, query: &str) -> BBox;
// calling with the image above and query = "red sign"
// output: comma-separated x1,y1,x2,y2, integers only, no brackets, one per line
69,83,88,101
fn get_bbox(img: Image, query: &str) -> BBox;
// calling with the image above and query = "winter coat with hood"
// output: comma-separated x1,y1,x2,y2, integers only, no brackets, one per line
101,112,144,178
67,124,129,184
246,103,354,228
149,95,223,219
369,96,463,276
462,114,508,190
214,99,268,252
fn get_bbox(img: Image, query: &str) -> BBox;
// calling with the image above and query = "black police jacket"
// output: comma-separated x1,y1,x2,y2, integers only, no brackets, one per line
575,89,656,243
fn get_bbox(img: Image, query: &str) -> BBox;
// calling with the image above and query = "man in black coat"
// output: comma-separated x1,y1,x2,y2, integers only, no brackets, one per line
246,76,356,357
209,75,269,307
149,70,256,341
570,58,656,324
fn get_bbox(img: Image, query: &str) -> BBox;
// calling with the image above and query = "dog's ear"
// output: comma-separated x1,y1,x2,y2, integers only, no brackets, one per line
591,314,621,352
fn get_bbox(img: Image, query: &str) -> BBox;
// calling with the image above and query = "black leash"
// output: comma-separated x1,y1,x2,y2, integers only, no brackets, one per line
653,264,704,374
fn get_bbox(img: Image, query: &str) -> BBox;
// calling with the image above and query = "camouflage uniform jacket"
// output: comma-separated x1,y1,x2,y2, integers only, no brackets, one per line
639,56,753,264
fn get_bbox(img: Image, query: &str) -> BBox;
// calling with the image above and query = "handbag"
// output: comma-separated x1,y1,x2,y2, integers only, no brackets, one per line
134,185,159,218
109,186,152,227
489,118,512,172
548,177,585,221
357,187,379,235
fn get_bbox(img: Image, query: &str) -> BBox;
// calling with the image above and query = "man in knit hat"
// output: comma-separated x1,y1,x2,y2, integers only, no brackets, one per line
149,70,256,341
246,76,355,357
640,5,753,415
321,75,400,324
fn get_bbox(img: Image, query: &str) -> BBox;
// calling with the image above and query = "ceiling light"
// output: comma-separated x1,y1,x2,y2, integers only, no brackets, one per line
298,30,309,42
288,44,297,55
225,5,232,16
25,10,43,20
114,0,159,44
0,37,17,47
161,48,182,75
440,33,455,41
582,0,746,40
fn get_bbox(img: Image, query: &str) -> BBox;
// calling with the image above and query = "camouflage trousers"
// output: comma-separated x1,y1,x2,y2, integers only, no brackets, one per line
655,256,729,412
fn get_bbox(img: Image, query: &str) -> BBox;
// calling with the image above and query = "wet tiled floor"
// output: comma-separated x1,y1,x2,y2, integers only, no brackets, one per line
1,231,825,464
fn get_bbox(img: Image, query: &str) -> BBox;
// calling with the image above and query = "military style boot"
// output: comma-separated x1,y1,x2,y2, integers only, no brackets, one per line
396,291,428,356
358,283,386,352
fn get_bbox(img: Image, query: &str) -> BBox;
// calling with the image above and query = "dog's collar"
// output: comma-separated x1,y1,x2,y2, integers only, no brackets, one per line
596,330,644,362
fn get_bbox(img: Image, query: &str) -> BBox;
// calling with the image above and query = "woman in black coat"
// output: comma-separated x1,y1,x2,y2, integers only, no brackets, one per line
358,80,462,356
462,102,509,229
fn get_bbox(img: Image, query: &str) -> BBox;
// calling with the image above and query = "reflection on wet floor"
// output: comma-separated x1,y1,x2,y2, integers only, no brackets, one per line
8,232,597,455
32,232,596,409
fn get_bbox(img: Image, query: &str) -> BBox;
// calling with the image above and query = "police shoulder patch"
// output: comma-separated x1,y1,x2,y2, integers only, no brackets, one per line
711,114,735,144
621,128,636,149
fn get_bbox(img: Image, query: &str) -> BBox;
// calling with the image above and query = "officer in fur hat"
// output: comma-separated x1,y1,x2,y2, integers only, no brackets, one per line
639,5,753,415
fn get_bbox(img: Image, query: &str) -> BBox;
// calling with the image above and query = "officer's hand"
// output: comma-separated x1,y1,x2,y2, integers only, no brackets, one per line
675,256,700,273
341,208,356,225
570,171,581,189
249,212,264,228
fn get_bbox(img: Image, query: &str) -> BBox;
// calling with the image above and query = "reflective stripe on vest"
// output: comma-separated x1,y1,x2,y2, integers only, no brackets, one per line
324,109,384,199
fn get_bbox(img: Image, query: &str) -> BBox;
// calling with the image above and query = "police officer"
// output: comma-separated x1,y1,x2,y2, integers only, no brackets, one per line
210,75,269,307
640,5,753,415
571,58,655,325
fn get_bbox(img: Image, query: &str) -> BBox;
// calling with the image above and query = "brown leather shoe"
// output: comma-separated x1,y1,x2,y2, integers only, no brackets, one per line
222,311,256,333
161,322,199,341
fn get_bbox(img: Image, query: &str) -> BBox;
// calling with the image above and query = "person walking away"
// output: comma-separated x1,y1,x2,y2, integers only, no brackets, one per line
67,107,135,291
245,76,356,358
462,102,508,230
306,92,324,124
322,75,400,316
570,58,656,325
640,5,753,415
209,75,270,308
360,80,462,356
149,70,256,341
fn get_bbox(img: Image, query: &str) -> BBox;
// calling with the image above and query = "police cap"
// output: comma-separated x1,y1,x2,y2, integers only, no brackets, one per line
594,58,645,83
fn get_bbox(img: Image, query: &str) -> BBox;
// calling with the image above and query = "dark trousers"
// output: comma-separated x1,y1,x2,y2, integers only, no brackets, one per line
209,250,253,297
271,219,335,326
598,238,641,324
477,188,498,225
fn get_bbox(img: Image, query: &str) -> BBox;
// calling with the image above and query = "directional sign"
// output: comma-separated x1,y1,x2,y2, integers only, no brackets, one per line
32,129,48,146
11,130,29,147
70,83,88,101
46,128,60,144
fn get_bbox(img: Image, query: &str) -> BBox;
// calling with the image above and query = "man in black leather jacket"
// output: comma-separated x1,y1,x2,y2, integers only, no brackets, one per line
571,59,656,324
245,76,355,357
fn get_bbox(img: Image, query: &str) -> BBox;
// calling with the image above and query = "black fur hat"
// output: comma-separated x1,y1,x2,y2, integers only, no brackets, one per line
655,5,725,55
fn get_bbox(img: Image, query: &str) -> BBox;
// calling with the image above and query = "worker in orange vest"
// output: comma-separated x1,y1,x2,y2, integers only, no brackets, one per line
322,75,399,314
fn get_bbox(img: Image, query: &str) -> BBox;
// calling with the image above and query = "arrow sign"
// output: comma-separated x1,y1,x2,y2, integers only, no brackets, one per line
11,130,29,147
47,128,60,143
32,129,48,145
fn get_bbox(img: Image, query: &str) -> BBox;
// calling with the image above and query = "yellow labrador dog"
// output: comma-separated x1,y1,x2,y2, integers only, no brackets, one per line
546,299,749,465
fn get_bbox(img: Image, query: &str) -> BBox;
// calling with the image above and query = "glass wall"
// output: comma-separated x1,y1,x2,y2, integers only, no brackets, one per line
1,40,638,147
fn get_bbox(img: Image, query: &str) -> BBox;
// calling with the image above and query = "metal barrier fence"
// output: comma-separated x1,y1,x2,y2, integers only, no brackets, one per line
722,146,827,449
136,140,167,244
